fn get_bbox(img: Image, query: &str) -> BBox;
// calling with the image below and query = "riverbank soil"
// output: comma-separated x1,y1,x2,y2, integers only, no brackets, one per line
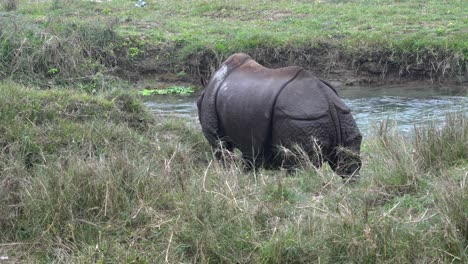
128,45,468,90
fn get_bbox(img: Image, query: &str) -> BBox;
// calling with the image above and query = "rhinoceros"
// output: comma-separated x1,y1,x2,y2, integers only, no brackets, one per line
197,53,362,179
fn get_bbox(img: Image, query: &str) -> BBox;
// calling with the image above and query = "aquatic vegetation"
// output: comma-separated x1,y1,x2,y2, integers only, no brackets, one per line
139,86,195,96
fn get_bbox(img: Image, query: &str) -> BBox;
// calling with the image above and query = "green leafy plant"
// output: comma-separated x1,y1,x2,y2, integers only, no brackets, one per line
47,68,60,75
129,47,141,58
139,86,194,96
102,8,112,15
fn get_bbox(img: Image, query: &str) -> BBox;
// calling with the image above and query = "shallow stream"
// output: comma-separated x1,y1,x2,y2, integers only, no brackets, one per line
144,84,467,136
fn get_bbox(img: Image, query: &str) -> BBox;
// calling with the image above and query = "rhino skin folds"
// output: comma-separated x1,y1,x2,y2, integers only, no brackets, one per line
197,53,362,179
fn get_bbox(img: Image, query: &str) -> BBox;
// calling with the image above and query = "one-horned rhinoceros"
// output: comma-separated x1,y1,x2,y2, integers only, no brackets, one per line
197,53,362,179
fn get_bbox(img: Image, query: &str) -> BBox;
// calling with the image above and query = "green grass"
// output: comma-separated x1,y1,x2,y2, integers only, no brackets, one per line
0,1,467,262
413,113,467,172
2,0,466,84
0,81,466,263
32,0,464,51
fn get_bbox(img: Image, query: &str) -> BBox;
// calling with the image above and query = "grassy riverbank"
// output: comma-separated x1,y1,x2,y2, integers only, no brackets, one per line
0,82,466,262
1,0,467,87
1,0,467,262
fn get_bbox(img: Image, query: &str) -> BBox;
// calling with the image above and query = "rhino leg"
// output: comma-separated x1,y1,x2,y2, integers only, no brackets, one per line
327,112,362,180
327,144,361,180
212,137,236,166
271,116,336,171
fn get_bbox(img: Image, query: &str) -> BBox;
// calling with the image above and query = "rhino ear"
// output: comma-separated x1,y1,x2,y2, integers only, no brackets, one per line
200,77,207,88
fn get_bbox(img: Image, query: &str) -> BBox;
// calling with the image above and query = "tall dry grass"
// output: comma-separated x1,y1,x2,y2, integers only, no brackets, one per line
0,14,122,91
1,0,17,11
413,112,467,172
0,82,466,262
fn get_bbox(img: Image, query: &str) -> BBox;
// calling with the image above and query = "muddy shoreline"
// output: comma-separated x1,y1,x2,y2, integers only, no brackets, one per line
133,69,468,92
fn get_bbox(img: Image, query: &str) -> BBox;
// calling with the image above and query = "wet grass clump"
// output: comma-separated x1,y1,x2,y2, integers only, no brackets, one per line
0,82,466,262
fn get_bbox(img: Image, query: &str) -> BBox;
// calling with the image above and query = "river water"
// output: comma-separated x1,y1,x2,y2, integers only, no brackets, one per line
144,84,467,136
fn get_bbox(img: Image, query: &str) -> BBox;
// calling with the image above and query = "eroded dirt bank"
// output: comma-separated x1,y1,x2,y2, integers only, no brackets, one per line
114,44,468,89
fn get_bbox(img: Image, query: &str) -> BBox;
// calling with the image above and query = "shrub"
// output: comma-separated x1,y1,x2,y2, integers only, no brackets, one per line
0,15,120,89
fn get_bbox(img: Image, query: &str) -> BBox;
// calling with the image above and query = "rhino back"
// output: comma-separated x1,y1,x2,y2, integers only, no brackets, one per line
272,71,337,151
215,60,302,160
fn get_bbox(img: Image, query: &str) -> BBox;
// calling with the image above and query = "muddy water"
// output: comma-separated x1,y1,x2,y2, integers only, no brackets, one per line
143,84,467,136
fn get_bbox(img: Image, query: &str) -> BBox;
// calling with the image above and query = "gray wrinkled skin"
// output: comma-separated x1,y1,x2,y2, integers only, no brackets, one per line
197,53,362,179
